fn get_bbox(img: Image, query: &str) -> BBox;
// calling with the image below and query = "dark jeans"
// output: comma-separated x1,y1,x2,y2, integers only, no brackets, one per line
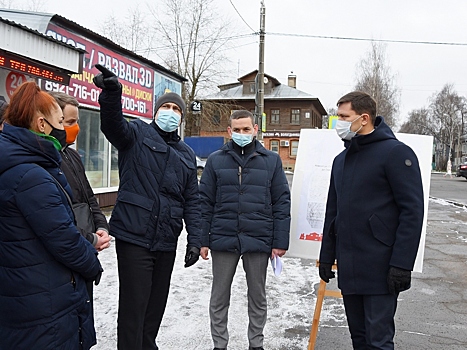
116,239,176,350
343,294,398,350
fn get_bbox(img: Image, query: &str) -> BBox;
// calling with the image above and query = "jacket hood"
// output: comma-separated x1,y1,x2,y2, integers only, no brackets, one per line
0,123,61,175
344,116,396,149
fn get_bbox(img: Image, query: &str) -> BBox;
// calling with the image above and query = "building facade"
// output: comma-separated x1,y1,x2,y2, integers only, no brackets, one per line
0,9,186,206
201,71,327,171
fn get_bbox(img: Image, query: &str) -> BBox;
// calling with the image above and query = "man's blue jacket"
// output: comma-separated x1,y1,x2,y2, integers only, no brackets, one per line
98,89,201,251
199,140,290,254
319,117,424,295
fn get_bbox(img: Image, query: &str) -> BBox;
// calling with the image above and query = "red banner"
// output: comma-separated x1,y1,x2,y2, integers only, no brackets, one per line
41,23,154,119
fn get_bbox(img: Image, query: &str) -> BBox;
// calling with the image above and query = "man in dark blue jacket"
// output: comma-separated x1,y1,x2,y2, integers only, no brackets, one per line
93,65,202,350
319,91,424,349
199,110,291,350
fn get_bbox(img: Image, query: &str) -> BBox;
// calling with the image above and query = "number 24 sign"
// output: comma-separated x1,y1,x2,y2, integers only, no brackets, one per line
6,71,28,100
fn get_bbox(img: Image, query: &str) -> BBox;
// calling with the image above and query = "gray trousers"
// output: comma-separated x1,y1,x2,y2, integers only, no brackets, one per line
209,251,269,349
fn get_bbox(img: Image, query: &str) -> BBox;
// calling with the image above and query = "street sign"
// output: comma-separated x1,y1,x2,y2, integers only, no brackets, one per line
191,100,202,114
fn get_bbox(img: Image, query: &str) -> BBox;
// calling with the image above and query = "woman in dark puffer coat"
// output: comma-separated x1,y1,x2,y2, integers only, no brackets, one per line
0,82,102,350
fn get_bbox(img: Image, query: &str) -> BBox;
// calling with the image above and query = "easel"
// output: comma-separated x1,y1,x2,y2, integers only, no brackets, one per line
307,261,342,350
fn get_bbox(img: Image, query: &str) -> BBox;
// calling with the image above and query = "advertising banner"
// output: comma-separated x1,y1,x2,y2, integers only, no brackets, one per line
154,72,182,102
288,129,432,273
41,23,154,119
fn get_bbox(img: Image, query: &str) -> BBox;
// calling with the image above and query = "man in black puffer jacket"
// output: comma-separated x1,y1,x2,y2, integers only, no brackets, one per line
93,64,202,350
199,110,291,350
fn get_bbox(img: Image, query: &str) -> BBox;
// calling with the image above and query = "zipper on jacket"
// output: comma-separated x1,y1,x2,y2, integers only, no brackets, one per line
238,165,242,185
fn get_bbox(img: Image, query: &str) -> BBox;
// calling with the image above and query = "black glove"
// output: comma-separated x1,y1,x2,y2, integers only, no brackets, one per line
93,64,121,91
387,266,411,295
319,262,335,283
94,269,103,286
184,246,200,268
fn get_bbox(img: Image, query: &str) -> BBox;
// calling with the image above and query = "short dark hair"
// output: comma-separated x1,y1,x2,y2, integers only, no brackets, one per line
48,91,79,110
229,110,255,126
337,91,376,123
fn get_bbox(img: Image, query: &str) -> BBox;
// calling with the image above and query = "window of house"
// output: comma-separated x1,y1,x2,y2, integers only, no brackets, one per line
271,109,280,124
290,140,299,156
212,111,221,125
291,109,300,124
270,139,279,153
250,83,256,93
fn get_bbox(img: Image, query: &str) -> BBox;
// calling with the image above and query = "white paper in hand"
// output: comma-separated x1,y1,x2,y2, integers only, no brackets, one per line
270,256,283,276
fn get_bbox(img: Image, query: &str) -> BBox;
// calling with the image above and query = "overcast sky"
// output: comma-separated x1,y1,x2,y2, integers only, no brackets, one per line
8,0,467,126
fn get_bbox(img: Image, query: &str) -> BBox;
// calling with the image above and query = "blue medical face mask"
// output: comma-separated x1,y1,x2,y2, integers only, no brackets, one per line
156,109,181,132
231,131,253,147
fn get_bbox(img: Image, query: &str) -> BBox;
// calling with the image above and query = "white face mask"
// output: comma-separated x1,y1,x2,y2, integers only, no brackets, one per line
335,115,363,140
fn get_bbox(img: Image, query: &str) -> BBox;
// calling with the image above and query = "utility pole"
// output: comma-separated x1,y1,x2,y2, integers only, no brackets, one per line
255,0,265,140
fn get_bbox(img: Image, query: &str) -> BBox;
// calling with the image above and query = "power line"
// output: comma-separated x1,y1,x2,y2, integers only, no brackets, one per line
229,0,256,33
133,33,255,53
267,32,467,46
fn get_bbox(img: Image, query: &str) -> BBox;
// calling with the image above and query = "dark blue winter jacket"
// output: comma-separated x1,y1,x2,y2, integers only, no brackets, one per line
0,123,102,350
319,117,424,295
199,139,290,254
98,89,201,251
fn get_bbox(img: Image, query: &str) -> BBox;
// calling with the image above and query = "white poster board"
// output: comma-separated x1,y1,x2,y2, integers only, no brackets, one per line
288,129,433,273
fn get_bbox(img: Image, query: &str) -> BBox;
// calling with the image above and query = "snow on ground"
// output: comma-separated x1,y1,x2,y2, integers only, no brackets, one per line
93,224,346,349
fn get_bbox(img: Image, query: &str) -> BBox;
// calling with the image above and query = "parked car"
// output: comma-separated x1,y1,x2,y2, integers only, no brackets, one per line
196,156,206,178
457,163,467,179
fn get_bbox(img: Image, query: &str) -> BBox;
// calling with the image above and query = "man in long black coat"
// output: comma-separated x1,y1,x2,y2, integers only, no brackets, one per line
319,91,424,349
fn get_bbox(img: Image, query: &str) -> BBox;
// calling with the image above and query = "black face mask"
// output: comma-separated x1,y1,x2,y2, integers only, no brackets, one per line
44,118,67,149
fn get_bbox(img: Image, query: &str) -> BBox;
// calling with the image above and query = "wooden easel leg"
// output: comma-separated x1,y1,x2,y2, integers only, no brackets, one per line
307,280,327,350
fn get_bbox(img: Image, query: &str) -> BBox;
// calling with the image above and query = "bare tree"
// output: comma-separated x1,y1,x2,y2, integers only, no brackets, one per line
26,0,46,11
100,7,154,53
399,108,431,135
429,84,466,167
148,0,236,136
0,0,14,8
354,42,400,129
0,0,46,11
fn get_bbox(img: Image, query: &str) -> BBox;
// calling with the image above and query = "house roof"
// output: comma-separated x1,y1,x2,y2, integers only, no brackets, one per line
209,83,315,100
207,70,327,115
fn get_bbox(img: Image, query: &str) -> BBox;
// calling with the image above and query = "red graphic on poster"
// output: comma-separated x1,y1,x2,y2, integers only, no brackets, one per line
299,232,323,241
40,23,154,119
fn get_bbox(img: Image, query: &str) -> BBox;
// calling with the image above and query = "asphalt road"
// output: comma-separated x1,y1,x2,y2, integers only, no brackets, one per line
312,172,467,349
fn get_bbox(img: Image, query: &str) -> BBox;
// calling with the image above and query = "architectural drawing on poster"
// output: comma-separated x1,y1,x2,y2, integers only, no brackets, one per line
288,129,432,273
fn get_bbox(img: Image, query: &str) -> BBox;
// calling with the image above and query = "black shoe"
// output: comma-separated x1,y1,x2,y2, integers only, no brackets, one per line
213,348,226,350
249,347,264,350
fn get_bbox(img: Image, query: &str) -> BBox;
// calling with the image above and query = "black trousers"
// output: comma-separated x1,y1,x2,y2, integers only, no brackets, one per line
116,239,176,350
343,294,398,350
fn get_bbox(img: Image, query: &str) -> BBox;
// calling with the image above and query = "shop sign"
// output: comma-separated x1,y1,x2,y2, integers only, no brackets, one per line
262,132,301,138
41,23,154,119
0,50,70,84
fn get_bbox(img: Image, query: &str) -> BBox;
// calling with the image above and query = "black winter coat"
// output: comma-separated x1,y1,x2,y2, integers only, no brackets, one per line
98,89,201,251
199,140,290,254
319,117,424,295
0,123,102,349
60,145,110,246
